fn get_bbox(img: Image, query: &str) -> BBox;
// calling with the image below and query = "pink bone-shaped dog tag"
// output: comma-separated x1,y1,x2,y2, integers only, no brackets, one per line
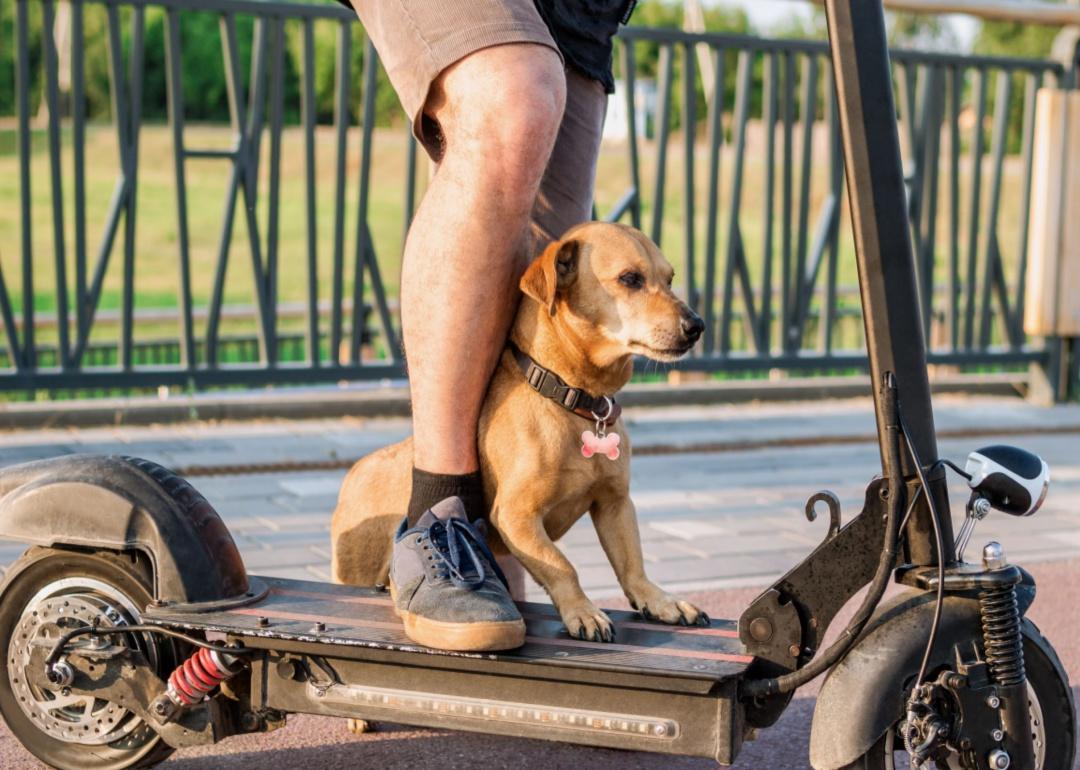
581,430,621,460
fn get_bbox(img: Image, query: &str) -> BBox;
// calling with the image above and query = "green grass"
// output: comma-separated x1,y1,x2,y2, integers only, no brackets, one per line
0,118,1034,386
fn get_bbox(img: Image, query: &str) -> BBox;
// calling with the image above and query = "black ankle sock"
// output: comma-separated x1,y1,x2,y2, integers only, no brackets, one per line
407,468,485,525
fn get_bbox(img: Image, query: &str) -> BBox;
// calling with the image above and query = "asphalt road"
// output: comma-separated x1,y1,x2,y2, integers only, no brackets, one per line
1,560,1077,770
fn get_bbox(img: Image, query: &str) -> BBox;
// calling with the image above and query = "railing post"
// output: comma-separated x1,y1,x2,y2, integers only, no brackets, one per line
1028,339,1071,405
1027,27,1080,404
1060,22,1080,402
15,0,35,372
1052,23,1080,88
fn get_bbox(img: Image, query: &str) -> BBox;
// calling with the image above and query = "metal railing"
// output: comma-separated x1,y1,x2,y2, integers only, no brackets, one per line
616,26,1070,374
2,0,1075,393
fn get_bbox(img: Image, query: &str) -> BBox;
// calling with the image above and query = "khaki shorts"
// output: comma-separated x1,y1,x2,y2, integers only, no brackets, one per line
352,0,608,245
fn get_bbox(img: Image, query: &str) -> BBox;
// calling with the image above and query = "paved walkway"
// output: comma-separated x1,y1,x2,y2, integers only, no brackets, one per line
0,395,1078,601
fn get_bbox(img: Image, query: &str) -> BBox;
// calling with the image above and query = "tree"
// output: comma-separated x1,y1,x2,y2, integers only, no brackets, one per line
622,0,751,132
974,20,1058,60
1,0,14,117
287,19,401,127
886,12,958,51
973,21,1060,155
1,1,43,120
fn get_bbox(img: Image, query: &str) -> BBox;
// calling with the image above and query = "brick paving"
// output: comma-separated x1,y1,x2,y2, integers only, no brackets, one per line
0,395,1078,600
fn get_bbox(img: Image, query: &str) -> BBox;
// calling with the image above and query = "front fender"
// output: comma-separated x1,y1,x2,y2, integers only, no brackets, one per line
0,455,248,605
809,574,1035,770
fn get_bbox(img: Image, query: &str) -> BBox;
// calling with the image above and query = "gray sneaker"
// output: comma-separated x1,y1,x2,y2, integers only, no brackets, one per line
389,497,525,651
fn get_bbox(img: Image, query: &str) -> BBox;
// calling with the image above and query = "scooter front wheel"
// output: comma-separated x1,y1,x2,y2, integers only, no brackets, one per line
0,547,180,770
842,621,1075,770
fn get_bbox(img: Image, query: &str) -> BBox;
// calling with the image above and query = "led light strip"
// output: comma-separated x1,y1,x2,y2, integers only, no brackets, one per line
308,682,679,740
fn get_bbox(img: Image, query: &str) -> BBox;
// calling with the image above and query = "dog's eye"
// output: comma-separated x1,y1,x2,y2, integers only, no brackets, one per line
619,272,645,290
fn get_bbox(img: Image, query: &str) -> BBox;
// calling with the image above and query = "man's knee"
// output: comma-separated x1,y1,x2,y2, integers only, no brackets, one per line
430,44,566,196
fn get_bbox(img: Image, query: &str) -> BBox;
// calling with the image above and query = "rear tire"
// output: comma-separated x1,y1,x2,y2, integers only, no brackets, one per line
842,620,1075,769
0,547,178,770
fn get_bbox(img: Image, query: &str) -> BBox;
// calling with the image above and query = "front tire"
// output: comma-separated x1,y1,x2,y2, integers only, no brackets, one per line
0,547,178,770
843,620,1075,769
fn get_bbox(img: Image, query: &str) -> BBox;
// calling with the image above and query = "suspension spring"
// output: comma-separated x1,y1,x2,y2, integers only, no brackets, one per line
166,647,242,706
978,583,1025,687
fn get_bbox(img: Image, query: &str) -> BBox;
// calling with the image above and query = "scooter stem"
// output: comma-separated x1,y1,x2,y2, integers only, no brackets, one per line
822,0,955,566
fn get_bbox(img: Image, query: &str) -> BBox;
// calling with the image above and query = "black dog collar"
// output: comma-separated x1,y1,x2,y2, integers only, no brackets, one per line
509,343,621,427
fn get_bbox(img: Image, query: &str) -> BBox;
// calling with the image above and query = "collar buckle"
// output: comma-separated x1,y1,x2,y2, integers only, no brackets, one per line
527,364,546,390
561,389,580,410
511,343,617,426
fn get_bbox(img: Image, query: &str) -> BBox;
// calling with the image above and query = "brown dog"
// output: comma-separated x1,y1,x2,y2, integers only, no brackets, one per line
331,222,707,642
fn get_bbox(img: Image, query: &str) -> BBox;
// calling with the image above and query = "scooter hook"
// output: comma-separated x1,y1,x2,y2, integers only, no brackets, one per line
804,491,842,539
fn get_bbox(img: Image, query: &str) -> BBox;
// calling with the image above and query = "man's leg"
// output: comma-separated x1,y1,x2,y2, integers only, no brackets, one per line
401,44,566,521
494,68,609,598
530,69,608,247
377,44,566,651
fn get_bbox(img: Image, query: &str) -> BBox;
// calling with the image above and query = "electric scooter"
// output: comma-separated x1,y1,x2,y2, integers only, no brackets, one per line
0,1,1073,768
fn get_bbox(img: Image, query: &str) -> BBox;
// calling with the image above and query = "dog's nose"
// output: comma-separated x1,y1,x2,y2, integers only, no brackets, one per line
681,312,705,342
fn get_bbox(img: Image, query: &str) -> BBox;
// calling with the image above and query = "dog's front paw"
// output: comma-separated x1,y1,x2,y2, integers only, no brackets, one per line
629,584,710,627
346,718,372,734
559,600,615,642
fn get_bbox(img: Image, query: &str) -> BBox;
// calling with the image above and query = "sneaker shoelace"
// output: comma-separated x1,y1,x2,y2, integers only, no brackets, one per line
421,517,510,591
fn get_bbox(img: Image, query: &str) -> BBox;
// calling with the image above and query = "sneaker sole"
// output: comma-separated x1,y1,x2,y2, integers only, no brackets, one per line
389,582,526,652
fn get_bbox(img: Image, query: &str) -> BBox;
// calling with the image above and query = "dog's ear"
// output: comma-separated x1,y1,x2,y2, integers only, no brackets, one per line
520,239,580,316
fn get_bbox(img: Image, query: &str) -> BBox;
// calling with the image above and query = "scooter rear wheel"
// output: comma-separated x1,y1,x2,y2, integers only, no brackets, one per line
842,621,1075,770
0,547,179,770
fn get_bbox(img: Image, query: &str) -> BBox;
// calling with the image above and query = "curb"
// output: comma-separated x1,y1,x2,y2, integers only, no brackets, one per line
0,373,1027,431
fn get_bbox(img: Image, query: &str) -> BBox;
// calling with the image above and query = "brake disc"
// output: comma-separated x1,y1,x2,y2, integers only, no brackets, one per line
7,579,157,746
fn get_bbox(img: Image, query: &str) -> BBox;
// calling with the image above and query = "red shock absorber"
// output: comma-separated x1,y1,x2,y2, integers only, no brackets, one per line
166,648,242,707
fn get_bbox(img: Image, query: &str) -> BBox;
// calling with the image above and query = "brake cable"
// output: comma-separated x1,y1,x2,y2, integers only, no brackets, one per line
896,407,948,691
45,623,256,668
742,373,905,699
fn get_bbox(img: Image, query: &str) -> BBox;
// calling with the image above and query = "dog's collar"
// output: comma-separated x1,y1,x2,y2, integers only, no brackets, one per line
509,342,622,427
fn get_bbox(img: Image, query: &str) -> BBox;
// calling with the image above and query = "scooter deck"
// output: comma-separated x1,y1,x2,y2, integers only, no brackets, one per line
145,576,752,684
144,576,753,763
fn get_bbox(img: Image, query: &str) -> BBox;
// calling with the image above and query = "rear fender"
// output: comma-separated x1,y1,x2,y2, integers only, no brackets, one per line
0,455,249,604
808,573,1035,770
